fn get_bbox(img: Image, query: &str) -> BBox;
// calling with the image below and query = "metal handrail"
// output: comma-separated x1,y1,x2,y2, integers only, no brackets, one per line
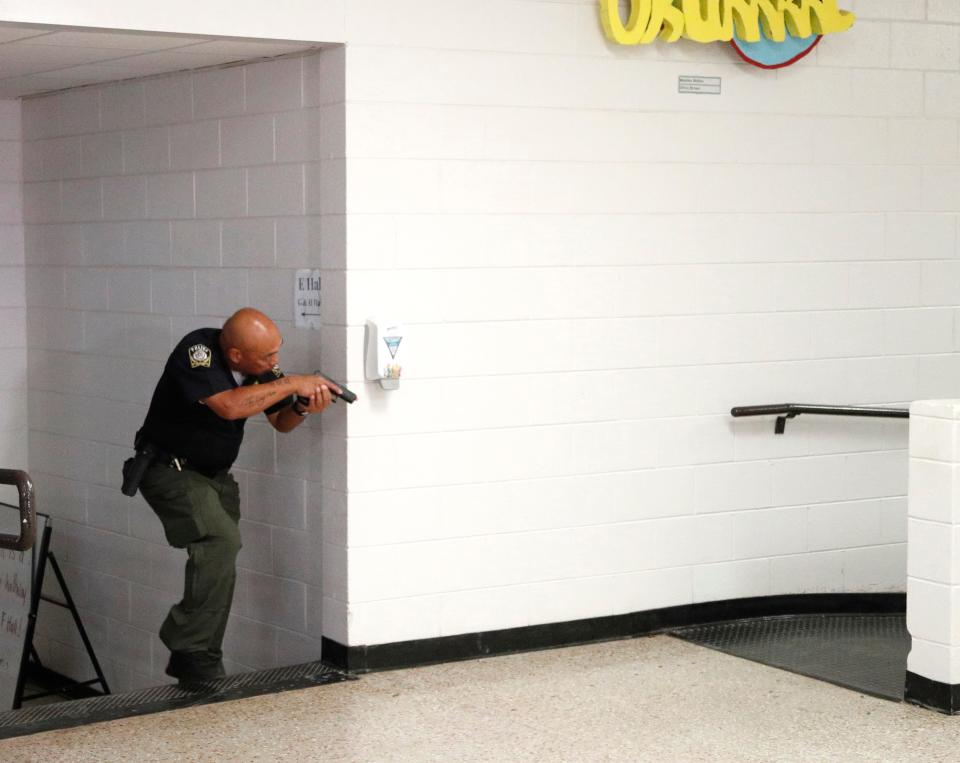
0,470,35,551
731,403,909,434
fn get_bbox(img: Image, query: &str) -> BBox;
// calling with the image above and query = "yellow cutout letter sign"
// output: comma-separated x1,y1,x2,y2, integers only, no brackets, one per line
600,0,855,45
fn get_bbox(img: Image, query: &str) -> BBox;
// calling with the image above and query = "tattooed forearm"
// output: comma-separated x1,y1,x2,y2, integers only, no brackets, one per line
242,392,273,410
239,379,292,410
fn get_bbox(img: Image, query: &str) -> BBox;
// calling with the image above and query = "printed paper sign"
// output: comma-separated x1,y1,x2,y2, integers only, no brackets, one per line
294,270,321,329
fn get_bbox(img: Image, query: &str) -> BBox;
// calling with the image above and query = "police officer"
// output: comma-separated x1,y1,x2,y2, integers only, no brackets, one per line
134,307,340,686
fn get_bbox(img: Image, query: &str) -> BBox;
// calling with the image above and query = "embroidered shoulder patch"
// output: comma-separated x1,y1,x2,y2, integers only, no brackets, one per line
188,344,212,369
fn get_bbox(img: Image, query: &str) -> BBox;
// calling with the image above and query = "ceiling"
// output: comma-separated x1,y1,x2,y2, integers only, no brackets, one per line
0,23,320,98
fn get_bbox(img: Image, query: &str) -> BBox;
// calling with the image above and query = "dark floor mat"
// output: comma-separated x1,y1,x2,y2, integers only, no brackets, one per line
0,660,353,739
670,613,909,701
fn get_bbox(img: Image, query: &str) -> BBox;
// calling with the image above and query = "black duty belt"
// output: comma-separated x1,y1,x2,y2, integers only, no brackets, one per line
162,454,221,478
122,440,221,496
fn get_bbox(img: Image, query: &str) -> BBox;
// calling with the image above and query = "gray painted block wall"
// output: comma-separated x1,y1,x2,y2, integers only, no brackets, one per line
21,49,346,692
0,99,25,477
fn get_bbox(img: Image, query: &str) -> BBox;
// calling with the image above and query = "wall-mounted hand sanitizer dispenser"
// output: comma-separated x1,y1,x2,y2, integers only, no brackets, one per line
365,320,404,390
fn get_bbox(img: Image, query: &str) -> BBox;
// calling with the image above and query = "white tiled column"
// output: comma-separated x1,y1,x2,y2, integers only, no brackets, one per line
905,400,960,713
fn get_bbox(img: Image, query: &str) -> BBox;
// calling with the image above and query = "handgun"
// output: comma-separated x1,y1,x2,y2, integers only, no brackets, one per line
300,371,357,405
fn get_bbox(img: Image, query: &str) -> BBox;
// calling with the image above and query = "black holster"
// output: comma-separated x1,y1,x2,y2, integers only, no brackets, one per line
121,435,159,497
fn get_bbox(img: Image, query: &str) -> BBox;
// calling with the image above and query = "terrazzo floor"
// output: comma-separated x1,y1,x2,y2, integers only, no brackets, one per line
2,634,959,761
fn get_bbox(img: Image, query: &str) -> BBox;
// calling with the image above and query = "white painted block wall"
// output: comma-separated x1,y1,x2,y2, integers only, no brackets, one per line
0,100,26,474
21,50,346,691
337,0,959,645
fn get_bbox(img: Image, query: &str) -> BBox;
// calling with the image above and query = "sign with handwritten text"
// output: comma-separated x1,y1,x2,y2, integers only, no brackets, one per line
0,542,31,709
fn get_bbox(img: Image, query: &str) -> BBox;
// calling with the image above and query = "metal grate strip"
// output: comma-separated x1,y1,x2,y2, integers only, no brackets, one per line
671,613,910,701
0,660,351,739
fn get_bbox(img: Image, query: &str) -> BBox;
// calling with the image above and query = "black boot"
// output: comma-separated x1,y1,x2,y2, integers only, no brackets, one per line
166,650,226,689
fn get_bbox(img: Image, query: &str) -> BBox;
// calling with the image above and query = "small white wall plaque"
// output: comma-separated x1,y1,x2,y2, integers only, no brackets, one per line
294,269,321,329
679,75,721,95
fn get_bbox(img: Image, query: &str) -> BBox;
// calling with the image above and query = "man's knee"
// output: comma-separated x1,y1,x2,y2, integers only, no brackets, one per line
205,524,242,559
221,526,243,557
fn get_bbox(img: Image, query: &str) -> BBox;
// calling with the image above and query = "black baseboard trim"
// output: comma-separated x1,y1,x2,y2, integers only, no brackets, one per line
905,671,960,715
321,592,906,674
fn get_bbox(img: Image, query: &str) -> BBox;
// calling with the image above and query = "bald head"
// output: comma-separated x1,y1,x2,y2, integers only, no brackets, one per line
221,307,283,375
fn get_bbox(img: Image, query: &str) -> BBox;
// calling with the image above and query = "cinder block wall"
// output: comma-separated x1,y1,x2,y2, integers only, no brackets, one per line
339,0,959,645
22,49,346,691
0,100,26,476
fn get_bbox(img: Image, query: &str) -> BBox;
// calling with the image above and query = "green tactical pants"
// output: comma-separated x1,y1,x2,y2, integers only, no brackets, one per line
139,462,242,657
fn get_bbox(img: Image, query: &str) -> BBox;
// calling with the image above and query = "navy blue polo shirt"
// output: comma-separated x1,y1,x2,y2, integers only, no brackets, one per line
139,328,293,474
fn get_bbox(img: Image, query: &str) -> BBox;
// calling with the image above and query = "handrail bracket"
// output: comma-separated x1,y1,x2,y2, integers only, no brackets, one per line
774,413,799,434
